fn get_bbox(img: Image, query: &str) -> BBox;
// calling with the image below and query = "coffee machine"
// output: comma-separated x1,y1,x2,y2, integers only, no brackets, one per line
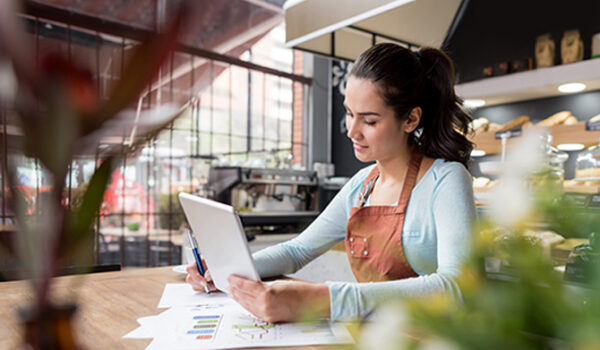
208,167,319,233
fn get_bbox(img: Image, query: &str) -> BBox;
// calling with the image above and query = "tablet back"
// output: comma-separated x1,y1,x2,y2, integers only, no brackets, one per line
178,193,260,291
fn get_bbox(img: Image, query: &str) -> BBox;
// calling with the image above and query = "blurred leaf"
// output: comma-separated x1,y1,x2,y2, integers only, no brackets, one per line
4,156,60,305
4,159,33,265
397,216,600,350
0,0,197,310
61,156,114,256
123,104,188,151
22,81,79,183
535,193,600,238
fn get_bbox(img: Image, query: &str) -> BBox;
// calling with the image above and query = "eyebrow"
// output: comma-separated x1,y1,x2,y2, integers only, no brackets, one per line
343,103,381,117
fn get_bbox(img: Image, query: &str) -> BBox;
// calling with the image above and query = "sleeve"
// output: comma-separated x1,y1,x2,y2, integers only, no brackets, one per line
326,163,476,321
252,168,370,277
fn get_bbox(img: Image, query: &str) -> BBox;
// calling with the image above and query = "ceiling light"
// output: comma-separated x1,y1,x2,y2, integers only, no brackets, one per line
471,149,486,157
463,99,486,108
558,82,586,93
557,143,585,151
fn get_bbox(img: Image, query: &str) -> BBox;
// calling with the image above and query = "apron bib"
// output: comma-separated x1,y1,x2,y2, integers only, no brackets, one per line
345,151,422,282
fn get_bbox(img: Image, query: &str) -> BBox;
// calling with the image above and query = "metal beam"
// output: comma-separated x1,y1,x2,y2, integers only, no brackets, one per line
21,1,312,85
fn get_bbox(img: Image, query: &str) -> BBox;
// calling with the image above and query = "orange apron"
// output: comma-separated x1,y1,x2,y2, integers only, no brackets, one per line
345,151,422,282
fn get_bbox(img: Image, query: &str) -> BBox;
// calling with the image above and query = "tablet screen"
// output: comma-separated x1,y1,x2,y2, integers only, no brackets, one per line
178,193,261,291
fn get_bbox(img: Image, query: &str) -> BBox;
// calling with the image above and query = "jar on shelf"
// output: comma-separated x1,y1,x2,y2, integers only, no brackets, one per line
575,137,600,180
529,132,568,191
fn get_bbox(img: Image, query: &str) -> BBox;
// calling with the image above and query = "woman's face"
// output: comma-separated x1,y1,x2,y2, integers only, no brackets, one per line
344,76,410,163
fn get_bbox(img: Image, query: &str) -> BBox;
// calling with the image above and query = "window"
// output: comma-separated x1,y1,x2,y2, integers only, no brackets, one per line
1,13,310,269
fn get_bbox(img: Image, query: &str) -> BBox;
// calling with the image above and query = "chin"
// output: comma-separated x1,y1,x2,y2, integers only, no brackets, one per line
354,151,373,163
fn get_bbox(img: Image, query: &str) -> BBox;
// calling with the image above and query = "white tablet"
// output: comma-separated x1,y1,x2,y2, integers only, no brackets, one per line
178,193,261,291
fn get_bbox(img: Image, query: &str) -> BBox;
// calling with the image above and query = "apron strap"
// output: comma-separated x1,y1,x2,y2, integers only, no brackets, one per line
358,167,380,207
357,150,423,208
398,151,423,208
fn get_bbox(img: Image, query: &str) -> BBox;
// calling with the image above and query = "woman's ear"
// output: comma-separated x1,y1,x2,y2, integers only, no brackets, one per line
403,107,422,133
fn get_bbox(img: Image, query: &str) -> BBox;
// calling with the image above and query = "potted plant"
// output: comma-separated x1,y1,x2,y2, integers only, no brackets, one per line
0,1,195,348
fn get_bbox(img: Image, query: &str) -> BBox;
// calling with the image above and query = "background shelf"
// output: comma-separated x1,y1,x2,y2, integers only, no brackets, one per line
469,122,600,155
455,59,600,107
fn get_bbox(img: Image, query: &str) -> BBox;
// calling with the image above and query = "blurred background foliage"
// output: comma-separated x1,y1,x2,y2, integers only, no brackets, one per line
363,183,600,349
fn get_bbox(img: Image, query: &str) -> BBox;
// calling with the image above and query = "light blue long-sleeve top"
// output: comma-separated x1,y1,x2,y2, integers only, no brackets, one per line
252,158,476,321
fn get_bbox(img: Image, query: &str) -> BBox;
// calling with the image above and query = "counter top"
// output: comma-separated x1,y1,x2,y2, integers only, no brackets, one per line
0,266,346,349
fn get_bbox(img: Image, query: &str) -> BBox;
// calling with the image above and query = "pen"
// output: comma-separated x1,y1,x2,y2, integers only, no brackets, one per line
187,230,211,294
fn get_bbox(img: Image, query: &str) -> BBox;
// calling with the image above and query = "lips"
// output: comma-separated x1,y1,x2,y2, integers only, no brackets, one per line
353,143,368,151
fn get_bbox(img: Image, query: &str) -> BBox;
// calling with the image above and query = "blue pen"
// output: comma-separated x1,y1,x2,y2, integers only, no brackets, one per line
187,230,211,294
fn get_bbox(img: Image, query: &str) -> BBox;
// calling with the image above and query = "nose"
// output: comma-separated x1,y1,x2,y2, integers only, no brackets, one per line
346,116,361,140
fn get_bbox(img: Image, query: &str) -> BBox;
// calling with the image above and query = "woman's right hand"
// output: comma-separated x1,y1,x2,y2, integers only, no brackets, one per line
185,260,217,293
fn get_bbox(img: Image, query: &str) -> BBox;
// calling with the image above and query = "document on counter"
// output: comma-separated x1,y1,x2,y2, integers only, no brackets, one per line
125,283,355,350
157,283,233,308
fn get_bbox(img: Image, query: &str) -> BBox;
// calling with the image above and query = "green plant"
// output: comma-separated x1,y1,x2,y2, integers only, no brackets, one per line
0,0,194,316
397,204,600,349
127,222,140,232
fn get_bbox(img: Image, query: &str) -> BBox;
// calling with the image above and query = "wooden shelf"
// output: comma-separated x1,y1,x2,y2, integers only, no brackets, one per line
455,59,600,106
469,122,600,155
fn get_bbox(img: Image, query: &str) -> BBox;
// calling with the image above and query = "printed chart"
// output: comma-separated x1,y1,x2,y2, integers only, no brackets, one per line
186,314,222,340
231,314,276,341
126,283,355,349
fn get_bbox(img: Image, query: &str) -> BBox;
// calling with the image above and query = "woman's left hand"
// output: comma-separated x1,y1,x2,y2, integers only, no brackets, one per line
227,275,331,323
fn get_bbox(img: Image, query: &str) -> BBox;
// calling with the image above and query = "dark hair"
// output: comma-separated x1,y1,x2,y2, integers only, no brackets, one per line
349,43,473,167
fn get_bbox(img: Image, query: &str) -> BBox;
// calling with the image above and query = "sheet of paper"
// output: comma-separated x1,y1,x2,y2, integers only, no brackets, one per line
157,283,233,308
144,304,354,350
123,311,171,339
125,283,355,349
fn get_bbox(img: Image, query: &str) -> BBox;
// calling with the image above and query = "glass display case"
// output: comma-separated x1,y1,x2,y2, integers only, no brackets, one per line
529,132,568,190
576,137,600,180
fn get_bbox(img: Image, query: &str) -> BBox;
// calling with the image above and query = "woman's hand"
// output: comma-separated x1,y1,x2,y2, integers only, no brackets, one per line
227,275,331,323
185,261,217,293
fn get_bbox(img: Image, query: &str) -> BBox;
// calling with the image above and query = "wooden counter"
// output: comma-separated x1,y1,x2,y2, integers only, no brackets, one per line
0,267,343,349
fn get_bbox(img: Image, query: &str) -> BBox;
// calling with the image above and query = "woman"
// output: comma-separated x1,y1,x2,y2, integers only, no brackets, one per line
186,43,476,323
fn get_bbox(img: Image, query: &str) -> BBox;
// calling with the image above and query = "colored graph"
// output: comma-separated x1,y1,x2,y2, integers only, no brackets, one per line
232,314,276,341
186,314,221,341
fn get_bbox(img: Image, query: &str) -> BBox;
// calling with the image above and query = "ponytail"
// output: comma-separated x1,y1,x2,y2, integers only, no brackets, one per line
417,48,473,166
349,43,473,167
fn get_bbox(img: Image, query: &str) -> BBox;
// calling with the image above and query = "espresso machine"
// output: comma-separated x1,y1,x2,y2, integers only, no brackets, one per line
208,167,319,234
